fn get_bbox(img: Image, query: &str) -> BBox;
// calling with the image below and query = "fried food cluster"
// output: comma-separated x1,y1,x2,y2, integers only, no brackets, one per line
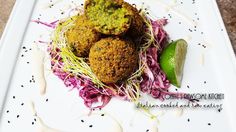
65,0,145,84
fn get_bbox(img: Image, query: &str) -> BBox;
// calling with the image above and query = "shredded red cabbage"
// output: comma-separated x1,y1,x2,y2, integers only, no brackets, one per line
140,19,171,100
32,20,59,29
49,48,113,109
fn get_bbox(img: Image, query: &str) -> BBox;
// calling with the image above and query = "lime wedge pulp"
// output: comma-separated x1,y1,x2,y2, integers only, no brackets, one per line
159,39,188,88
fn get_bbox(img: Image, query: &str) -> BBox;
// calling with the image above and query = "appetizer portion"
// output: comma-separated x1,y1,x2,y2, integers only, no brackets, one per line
47,0,188,109
65,15,101,57
89,37,138,83
85,0,132,35
123,2,144,37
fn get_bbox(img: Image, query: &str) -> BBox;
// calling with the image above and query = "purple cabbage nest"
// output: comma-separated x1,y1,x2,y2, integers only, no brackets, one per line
47,17,186,109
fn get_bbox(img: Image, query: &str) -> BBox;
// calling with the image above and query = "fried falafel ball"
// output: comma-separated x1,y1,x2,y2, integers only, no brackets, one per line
123,2,144,38
89,37,138,83
65,15,101,57
85,0,132,35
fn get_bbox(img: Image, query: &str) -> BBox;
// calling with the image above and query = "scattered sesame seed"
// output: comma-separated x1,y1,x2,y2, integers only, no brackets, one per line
187,118,190,122
32,122,35,125
81,120,84,123
6,110,9,113
21,103,24,106
187,85,190,88
89,125,93,128
208,123,211,126
146,129,150,132
13,96,16,99
7,121,10,124
101,114,105,116
46,99,49,102
17,115,20,118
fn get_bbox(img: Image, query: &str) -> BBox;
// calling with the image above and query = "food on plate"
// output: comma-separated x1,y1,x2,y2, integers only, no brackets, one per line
123,2,144,37
44,0,189,110
84,0,132,35
89,37,138,83
160,39,188,87
65,15,101,57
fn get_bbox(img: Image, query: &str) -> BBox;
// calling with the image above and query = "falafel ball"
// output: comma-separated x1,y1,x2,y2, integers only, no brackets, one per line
89,37,138,83
123,2,144,38
65,15,101,57
84,0,132,35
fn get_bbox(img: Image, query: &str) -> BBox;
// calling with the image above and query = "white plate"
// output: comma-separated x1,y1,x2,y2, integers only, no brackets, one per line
0,0,236,132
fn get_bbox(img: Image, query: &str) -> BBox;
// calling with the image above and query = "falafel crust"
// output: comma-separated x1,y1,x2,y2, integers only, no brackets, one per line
65,15,101,57
89,37,138,83
85,0,132,35
123,2,144,38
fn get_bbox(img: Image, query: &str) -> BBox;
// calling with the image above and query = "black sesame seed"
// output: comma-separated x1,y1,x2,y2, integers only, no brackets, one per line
32,122,34,125
17,115,20,118
46,99,49,102
21,55,24,57
21,103,24,106
89,125,93,128
21,85,24,87
187,118,190,122
187,85,190,88
7,121,10,123
175,89,178,91
27,62,30,64
81,3,84,6
204,81,207,84
101,114,105,116
178,22,182,24
81,120,84,123
22,46,26,49
208,123,211,126
218,109,222,112
34,118,37,122
6,110,9,113
13,96,16,99
146,129,150,132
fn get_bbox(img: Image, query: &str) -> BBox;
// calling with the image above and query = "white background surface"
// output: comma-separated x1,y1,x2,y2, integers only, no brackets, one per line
0,0,236,131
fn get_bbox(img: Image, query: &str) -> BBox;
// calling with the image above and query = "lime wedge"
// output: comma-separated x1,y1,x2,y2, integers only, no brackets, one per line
160,39,188,88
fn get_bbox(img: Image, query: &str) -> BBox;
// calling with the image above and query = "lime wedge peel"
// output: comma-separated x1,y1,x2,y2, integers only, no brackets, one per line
159,39,188,88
